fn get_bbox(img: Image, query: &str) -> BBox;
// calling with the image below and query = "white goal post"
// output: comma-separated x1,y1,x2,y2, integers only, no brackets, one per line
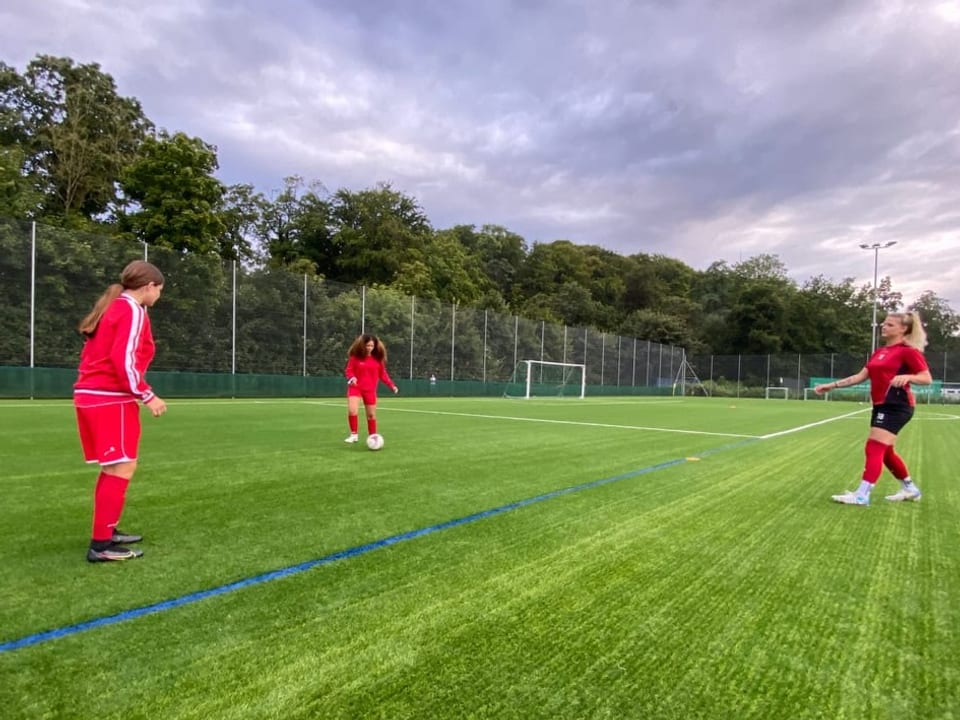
764,386,789,400
504,360,587,399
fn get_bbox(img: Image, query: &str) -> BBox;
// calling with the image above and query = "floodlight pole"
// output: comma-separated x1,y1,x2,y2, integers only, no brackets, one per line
859,241,897,356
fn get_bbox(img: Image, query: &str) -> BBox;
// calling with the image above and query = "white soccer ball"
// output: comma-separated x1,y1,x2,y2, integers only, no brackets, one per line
366,433,384,451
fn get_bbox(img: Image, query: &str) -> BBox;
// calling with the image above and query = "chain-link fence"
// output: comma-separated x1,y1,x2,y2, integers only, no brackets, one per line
1,218,957,399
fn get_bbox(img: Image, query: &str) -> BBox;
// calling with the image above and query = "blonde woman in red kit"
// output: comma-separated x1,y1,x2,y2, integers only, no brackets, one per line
74,260,167,562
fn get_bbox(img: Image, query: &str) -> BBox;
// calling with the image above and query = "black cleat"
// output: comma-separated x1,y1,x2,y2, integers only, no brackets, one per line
111,529,143,544
87,543,144,563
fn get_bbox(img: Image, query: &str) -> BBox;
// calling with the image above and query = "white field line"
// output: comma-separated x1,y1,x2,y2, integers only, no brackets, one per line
758,408,869,439
305,400,757,438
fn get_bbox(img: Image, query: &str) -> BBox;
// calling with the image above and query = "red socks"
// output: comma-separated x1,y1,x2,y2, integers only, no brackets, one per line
92,472,130,542
862,440,888,484
367,418,377,435
883,445,909,480
348,415,359,433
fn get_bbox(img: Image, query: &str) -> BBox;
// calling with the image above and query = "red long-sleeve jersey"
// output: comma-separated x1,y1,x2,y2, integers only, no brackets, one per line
74,293,156,407
866,342,928,407
345,355,396,394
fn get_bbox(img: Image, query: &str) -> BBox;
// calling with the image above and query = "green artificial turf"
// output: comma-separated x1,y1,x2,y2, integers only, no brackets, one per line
0,397,957,719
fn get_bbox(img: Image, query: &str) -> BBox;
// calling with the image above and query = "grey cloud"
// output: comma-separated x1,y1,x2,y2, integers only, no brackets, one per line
2,0,958,304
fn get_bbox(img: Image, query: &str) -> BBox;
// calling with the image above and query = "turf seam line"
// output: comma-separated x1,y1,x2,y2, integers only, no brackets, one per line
0,455,699,654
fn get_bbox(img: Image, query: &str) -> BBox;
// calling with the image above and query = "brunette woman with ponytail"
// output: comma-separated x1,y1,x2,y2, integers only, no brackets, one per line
814,311,932,505
74,260,167,562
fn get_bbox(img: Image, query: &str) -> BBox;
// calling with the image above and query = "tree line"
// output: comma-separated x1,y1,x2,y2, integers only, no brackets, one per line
2,54,958,355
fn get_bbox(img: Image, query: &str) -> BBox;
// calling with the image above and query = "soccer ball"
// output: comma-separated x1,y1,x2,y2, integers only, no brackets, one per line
366,433,384,451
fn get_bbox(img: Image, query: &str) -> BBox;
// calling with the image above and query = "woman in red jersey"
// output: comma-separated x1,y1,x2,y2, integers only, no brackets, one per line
344,334,398,443
74,260,167,562
814,312,932,506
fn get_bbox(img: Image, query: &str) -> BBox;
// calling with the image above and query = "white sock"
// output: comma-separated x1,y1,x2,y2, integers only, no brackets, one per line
902,477,918,491
857,480,874,497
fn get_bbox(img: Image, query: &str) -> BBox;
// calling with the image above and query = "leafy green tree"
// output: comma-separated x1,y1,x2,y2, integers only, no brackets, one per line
620,308,695,348
910,291,960,351
454,224,527,304
259,176,326,268
220,183,266,263
515,240,593,301
0,55,152,223
792,275,871,353
0,145,41,217
327,183,432,286
415,228,491,305
727,283,792,353
118,131,226,254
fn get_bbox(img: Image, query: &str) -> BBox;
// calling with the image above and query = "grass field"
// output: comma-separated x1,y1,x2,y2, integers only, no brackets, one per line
0,396,958,719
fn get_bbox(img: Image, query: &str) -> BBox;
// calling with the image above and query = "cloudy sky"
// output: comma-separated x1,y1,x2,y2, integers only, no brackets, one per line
3,0,959,307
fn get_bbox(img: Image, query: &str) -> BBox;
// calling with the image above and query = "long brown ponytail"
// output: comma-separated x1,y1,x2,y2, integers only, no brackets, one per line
78,260,164,337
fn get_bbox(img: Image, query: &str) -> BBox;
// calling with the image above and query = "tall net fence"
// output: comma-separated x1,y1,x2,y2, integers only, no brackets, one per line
2,218,957,399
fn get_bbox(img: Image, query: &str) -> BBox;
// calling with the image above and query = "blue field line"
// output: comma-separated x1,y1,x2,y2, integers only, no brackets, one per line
1,453,721,655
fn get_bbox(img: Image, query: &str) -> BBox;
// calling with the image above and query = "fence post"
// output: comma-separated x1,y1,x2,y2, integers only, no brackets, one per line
450,301,456,381
737,355,742,398
302,274,308,378
483,309,488,383
409,296,415,381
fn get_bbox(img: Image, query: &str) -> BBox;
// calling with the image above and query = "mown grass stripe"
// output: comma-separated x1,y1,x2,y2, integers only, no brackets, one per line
0,455,696,654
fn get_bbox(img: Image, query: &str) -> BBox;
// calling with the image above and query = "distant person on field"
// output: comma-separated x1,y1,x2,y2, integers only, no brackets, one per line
344,334,398,443
814,312,932,505
74,260,168,562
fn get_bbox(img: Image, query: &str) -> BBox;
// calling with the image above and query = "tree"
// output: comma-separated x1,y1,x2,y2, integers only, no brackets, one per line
792,275,871,353
118,131,226,254
909,291,960,351
220,183,266,263
0,145,41,217
620,308,695,348
515,240,592,302
259,176,328,269
726,283,791,353
327,183,432,286
457,224,527,304
0,55,152,222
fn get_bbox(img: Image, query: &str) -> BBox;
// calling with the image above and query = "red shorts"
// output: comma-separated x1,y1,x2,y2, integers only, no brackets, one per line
75,400,141,465
347,386,378,406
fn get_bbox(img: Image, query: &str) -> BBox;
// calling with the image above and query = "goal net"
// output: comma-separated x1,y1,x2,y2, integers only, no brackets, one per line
764,387,789,400
504,360,586,399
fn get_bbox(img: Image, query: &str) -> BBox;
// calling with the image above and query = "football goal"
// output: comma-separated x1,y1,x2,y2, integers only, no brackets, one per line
764,386,789,400
504,360,586,399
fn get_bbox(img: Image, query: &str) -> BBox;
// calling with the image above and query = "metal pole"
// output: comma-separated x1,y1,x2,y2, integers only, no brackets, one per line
29,221,36,371
450,301,456,381
860,241,897,355
483,309,488,383
302,274,308,377
870,247,879,354
231,260,237,374
409,296,415,381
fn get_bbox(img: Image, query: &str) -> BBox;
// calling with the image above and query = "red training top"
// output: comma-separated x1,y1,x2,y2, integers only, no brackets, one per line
345,355,396,394
865,342,928,407
74,293,157,407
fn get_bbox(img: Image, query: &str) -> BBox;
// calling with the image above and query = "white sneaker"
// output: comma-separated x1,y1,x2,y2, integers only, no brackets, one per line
831,491,870,506
885,488,922,502
344,434,359,443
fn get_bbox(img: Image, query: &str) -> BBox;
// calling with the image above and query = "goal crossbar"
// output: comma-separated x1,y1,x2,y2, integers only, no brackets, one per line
506,360,587,399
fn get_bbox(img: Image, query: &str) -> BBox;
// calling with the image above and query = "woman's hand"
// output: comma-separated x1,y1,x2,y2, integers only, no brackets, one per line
146,396,167,417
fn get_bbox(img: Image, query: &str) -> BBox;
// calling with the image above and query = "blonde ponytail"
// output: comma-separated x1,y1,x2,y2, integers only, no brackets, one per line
902,311,928,349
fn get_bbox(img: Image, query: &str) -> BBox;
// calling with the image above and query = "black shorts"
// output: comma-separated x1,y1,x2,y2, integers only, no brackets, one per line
870,403,914,435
